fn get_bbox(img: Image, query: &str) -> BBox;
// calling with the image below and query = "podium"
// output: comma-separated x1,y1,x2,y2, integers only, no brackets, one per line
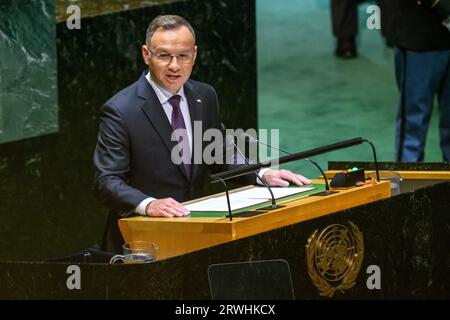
1,164,448,299
112,165,450,299
119,180,391,260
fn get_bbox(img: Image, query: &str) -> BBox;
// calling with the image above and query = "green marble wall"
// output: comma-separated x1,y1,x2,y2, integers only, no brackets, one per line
0,0,257,261
0,0,58,144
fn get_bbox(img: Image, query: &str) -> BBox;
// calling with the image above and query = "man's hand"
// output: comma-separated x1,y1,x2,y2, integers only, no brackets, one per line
262,169,311,187
145,198,190,217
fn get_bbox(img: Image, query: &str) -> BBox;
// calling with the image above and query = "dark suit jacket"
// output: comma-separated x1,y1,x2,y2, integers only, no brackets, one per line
385,0,450,51
93,72,252,252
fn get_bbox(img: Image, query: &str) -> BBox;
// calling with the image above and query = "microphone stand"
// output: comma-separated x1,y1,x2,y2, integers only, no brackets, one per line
212,137,366,181
303,158,337,196
362,139,380,182
229,137,280,210
216,124,283,221
216,177,233,221
246,135,337,196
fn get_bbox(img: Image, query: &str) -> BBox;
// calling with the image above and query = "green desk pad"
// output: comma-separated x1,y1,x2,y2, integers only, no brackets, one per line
190,183,325,218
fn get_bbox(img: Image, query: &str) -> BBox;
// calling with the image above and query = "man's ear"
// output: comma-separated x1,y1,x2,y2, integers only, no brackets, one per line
192,45,198,64
142,44,150,65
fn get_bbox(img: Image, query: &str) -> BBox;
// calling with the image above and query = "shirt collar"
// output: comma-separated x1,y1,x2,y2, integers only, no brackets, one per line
145,71,185,104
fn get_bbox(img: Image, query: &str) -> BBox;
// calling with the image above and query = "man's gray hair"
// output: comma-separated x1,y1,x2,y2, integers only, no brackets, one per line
146,15,196,45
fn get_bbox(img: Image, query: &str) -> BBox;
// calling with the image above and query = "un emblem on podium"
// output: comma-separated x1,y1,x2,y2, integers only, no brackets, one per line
306,221,364,297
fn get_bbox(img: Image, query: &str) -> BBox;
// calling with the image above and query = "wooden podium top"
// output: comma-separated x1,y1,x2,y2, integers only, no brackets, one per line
324,170,450,180
119,180,391,260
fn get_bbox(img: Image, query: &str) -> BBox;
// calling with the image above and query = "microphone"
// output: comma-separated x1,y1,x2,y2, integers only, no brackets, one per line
244,133,380,183
243,134,336,196
212,137,367,181
219,123,281,210
226,135,279,209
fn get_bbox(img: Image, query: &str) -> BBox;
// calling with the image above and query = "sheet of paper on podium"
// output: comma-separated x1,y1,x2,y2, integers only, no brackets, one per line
185,186,314,212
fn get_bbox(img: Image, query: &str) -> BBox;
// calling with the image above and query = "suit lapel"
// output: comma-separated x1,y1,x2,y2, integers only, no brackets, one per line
138,73,190,181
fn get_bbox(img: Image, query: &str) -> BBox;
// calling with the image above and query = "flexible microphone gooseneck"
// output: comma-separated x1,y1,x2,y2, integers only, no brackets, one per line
243,134,336,196
244,134,380,183
362,139,380,182
211,137,365,182
227,136,278,209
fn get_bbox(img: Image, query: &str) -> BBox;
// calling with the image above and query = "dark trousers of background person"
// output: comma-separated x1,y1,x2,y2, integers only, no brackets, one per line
331,0,392,40
331,0,361,39
395,49,450,162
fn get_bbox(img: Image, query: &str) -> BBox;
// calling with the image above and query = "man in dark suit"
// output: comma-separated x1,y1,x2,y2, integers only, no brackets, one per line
93,15,311,252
